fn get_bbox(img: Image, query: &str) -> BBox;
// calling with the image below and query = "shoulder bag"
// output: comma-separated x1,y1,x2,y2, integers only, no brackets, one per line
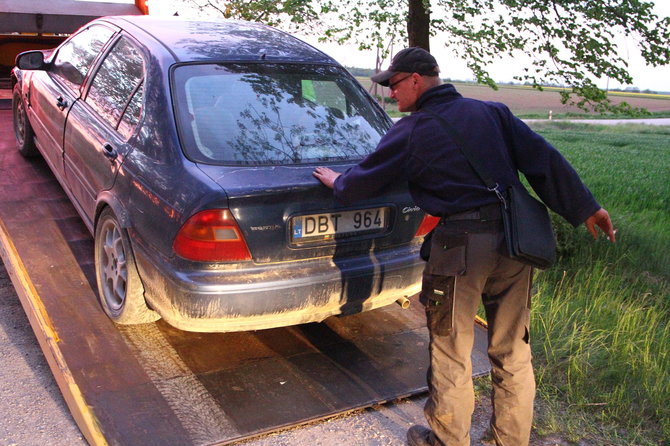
423,109,556,269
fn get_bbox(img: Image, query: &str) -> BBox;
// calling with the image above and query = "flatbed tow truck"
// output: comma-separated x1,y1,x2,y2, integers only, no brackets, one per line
0,3,490,445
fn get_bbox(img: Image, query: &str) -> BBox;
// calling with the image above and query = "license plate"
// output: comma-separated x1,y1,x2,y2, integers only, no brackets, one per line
291,207,389,243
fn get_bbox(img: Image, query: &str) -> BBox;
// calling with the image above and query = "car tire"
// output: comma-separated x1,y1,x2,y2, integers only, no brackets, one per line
94,207,160,324
12,84,39,158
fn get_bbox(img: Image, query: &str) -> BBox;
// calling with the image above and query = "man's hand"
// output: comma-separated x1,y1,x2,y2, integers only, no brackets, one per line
584,208,616,242
312,167,341,189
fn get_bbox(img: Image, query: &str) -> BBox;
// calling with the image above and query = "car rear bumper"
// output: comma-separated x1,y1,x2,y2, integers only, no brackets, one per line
133,243,425,332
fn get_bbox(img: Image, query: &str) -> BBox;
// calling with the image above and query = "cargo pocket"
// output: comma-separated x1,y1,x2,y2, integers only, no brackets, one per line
424,227,467,276
421,274,455,336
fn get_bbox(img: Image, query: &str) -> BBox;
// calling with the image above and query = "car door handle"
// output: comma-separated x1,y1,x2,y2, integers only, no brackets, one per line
56,96,68,110
102,143,118,160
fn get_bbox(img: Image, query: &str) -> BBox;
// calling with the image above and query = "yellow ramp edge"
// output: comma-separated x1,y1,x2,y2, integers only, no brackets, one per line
0,219,109,446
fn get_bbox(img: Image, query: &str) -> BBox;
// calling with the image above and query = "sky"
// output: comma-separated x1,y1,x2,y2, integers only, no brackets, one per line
114,0,670,92
295,2,670,92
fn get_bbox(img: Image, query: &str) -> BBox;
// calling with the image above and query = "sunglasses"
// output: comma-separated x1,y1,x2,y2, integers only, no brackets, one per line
388,74,413,91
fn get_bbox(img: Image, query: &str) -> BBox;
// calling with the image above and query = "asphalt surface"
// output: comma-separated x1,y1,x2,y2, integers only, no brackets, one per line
0,259,86,446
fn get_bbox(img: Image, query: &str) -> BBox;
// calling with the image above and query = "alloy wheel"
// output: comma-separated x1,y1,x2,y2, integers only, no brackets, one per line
98,219,128,312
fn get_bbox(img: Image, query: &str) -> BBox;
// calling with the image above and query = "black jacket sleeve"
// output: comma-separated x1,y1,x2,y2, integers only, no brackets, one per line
333,118,413,204
494,104,600,227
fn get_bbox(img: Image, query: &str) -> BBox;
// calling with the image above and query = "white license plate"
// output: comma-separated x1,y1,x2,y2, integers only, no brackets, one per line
291,207,389,242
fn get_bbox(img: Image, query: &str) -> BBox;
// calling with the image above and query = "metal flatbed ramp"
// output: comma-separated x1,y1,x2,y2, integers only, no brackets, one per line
0,107,490,445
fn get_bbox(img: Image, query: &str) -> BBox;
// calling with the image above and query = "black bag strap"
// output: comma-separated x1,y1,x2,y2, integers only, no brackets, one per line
422,108,509,208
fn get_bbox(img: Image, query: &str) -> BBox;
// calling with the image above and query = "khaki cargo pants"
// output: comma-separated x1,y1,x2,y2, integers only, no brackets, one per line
420,206,534,446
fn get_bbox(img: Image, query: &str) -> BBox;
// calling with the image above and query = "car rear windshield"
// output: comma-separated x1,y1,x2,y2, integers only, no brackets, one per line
172,63,390,165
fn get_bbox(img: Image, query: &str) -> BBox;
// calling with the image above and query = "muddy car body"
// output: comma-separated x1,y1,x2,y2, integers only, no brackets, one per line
12,16,434,332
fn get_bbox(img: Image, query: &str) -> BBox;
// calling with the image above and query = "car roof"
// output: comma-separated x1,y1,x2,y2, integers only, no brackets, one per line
101,15,337,65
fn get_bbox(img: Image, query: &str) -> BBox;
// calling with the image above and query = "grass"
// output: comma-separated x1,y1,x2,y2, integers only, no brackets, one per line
522,122,670,444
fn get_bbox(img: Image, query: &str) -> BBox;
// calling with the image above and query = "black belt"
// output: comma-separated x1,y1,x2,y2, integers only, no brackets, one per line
440,203,502,221
438,203,502,232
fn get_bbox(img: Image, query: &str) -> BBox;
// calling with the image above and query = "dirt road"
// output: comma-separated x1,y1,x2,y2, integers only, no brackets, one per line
527,118,670,126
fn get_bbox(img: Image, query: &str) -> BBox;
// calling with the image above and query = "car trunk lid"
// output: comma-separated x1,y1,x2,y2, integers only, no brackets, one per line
196,163,425,263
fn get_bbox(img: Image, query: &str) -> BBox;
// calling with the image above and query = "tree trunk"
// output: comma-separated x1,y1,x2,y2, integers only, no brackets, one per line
407,0,430,51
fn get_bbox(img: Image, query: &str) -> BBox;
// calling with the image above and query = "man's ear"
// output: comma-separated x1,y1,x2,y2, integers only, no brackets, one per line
412,72,422,85
412,73,428,94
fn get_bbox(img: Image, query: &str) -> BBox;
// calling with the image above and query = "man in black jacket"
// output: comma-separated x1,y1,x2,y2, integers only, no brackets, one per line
313,47,615,446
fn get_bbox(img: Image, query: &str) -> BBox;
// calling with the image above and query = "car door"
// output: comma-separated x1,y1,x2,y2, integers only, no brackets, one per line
64,35,146,225
25,24,116,181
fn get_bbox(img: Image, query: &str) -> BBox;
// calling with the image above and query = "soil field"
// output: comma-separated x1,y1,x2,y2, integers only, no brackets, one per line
357,78,670,116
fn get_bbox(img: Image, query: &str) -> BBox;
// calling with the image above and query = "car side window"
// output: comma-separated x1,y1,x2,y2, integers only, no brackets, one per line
86,36,145,137
52,25,115,94
118,83,144,140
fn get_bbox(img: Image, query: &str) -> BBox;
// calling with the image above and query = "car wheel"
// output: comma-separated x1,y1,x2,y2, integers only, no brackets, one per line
94,208,160,324
12,84,39,158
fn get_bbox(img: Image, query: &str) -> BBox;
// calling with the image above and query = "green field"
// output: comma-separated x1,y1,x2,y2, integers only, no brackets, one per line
511,122,670,444
356,78,670,118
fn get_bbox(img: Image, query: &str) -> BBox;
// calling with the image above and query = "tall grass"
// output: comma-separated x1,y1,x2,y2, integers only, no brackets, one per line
527,122,670,444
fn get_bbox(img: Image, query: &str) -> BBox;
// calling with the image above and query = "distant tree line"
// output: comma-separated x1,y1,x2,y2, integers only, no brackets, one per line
345,66,376,77
346,65,666,96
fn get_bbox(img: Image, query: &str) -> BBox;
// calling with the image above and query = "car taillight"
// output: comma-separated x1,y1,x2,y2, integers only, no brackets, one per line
415,214,440,237
173,209,252,262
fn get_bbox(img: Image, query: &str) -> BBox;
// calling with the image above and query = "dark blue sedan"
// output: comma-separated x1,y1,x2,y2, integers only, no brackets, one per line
12,16,437,332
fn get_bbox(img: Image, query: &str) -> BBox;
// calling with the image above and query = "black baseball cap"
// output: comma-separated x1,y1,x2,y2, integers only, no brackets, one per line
370,47,439,86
